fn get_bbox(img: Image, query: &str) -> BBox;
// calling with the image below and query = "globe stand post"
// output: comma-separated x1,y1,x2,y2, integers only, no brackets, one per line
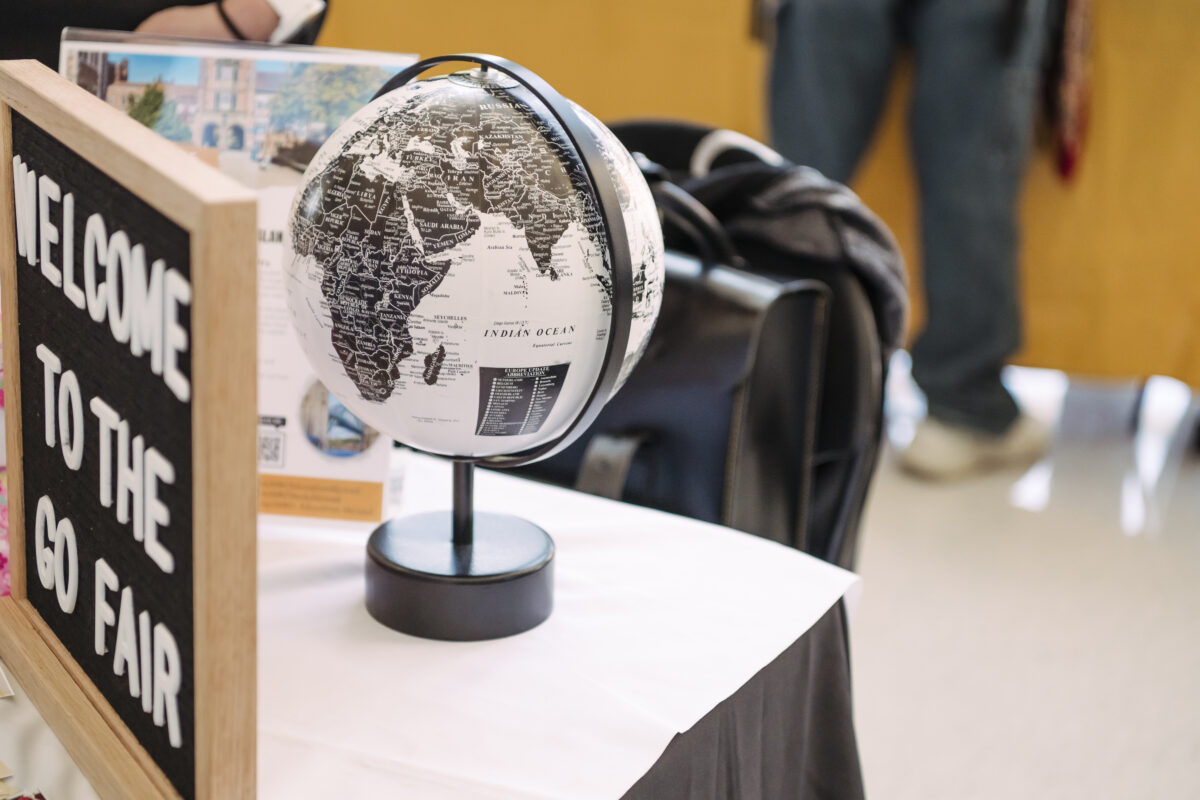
350,53,641,641
365,460,555,640
453,460,473,548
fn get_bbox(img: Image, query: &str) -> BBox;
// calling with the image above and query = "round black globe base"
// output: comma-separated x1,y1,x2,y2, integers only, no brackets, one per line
365,511,554,641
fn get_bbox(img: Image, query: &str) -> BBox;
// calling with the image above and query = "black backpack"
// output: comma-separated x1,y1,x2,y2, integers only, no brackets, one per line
510,121,907,569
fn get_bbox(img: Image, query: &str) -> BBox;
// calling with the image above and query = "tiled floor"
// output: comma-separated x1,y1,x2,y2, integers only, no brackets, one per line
852,360,1200,799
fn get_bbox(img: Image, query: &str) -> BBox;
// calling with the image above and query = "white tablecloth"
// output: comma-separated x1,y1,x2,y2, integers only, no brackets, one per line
0,658,101,800
257,453,857,799
0,451,856,799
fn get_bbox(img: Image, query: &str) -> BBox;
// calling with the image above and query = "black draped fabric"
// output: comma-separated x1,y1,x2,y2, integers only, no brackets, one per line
623,602,864,800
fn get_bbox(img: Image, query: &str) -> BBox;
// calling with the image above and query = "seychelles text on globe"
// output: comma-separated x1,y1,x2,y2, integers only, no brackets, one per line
284,70,664,458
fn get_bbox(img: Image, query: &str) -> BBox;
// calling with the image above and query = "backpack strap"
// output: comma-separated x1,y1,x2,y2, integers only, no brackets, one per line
690,128,787,176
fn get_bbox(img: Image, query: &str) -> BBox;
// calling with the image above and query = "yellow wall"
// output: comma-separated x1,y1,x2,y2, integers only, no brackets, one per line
321,0,1200,385
319,0,766,133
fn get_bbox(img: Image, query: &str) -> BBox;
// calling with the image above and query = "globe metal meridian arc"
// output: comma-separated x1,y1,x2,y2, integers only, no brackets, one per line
376,54,635,468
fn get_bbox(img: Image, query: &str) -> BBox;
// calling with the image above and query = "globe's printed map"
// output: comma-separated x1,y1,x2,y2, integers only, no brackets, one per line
286,71,663,457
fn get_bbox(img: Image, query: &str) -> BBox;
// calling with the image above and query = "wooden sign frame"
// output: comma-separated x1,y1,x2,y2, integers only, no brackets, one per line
0,61,257,799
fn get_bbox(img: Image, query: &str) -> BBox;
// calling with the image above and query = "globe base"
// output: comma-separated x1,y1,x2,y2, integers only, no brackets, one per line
365,511,554,640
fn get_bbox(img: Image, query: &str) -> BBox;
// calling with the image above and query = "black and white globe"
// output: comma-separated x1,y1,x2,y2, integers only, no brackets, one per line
284,68,664,459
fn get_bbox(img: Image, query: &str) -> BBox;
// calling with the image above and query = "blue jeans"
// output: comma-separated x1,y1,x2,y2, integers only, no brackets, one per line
769,0,1048,434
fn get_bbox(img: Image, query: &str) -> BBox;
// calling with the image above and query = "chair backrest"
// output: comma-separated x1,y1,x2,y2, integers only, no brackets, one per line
519,250,831,550
740,238,884,566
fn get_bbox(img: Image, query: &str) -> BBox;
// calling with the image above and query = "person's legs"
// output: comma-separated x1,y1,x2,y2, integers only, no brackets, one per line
906,0,1048,435
768,0,902,182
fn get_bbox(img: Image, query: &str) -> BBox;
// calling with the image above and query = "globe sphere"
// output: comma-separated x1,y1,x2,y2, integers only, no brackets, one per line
284,68,664,459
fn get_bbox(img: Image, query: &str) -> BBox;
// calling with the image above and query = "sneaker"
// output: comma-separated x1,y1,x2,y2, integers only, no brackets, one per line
898,413,1050,481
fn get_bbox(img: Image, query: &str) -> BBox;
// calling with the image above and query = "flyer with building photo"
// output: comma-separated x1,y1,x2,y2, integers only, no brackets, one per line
60,29,417,522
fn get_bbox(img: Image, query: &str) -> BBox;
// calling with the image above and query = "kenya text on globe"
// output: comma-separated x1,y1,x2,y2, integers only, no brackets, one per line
284,70,664,458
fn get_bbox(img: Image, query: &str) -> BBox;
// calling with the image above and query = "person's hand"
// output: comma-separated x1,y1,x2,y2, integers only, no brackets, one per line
135,0,281,41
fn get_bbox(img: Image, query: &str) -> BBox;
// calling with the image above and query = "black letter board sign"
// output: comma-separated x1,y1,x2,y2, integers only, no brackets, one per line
0,62,257,800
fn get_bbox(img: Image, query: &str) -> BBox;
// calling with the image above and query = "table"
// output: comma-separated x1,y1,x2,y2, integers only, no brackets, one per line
1,452,863,799
0,660,101,800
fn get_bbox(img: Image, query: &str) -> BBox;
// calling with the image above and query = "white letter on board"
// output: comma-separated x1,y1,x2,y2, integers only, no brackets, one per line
131,252,165,371
34,495,56,591
35,343,61,448
62,192,85,309
12,156,38,266
53,516,78,614
143,448,175,574
33,496,78,613
116,422,145,543
58,370,84,471
38,174,62,287
163,269,191,403
106,230,133,344
83,213,108,323
152,623,183,749
90,396,120,508
94,558,119,656
113,586,141,698
139,611,153,713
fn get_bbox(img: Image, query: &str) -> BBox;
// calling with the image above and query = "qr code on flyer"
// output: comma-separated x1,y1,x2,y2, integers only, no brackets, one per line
258,428,286,468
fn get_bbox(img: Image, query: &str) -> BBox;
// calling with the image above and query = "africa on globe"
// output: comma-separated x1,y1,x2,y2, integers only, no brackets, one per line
284,67,665,459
